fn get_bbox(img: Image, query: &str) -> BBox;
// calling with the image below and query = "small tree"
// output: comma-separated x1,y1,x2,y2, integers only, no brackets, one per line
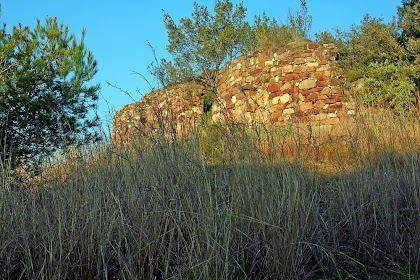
161,0,251,93
0,17,100,166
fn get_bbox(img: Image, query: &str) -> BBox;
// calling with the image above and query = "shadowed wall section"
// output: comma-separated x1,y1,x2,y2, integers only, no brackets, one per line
113,42,355,145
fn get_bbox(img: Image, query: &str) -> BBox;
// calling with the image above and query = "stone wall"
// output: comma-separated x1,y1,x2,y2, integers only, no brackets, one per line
113,42,355,145
112,81,205,145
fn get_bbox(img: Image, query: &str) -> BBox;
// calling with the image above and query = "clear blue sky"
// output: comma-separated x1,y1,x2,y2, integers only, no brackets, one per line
1,0,401,130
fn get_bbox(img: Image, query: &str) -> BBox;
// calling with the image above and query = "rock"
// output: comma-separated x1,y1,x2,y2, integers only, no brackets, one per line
283,64,293,73
268,83,280,93
299,102,314,111
280,94,291,104
299,78,317,90
283,108,295,115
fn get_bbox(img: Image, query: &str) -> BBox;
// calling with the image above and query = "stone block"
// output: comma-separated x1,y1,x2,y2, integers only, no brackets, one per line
299,102,314,111
299,78,317,90
307,93,319,102
283,64,293,73
314,100,325,109
268,83,280,93
281,82,291,91
285,73,300,81
283,108,295,115
269,92,282,99
280,93,291,104
316,80,328,87
307,42,320,49
294,58,305,64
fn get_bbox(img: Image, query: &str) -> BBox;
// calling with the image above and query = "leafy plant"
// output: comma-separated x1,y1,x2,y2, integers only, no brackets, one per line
348,61,419,115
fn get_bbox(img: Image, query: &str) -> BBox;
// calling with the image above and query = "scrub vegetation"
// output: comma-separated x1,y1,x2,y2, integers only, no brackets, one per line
0,0,419,279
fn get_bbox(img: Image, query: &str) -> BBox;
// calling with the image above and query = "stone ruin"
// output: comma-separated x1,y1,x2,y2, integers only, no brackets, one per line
113,42,356,145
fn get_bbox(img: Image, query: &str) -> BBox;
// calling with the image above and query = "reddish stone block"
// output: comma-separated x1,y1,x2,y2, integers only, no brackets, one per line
307,93,319,102
308,42,320,49
269,92,282,99
268,83,280,93
329,103,343,109
281,59,294,65
291,85,299,93
307,67,315,72
309,87,323,93
335,94,347,102
301,89,311,96
318,75,327,81
224,93,233,101
316,80,328,87
299,102,314,111
324,99,336,104
285,74,300,81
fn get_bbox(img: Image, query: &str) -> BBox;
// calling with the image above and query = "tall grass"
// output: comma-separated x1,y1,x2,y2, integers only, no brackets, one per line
0,107,419,279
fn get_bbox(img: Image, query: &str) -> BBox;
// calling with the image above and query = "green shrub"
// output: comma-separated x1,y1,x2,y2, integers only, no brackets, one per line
348,61,419,115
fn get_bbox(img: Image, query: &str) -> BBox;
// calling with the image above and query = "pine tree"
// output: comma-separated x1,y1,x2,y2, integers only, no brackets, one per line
0,17,100,166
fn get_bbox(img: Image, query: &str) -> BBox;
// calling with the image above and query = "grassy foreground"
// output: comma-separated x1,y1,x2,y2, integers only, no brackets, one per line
0,108,419,279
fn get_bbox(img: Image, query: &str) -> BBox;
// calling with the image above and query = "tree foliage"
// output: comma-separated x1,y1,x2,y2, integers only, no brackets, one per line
0,17,100,166
159,0,251,93
398,0,420,63
315,6,419,115
316,15,405,70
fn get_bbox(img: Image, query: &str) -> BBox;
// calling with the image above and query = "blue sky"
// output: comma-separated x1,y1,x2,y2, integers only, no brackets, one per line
1,0,401,131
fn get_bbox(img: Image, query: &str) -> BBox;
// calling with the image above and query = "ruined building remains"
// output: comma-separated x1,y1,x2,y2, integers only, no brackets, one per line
113,42,355,145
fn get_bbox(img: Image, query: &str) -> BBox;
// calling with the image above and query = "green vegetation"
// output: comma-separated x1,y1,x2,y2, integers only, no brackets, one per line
250,0,312,51
0,17,100,167
0,0,419,279
316,1,419,115
152,0,251,92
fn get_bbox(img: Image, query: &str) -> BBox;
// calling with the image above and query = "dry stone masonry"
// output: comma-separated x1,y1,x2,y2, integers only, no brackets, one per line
113,42,356,145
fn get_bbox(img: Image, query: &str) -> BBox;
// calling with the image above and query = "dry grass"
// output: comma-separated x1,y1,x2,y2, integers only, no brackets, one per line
0,106,419,279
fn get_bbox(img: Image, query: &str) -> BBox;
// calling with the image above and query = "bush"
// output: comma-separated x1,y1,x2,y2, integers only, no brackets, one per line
348,61,419,115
